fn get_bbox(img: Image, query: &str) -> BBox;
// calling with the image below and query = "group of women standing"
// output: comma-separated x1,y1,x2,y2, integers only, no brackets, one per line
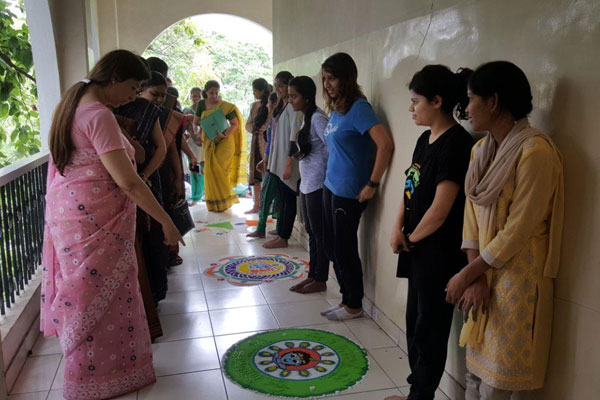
40,47,564,400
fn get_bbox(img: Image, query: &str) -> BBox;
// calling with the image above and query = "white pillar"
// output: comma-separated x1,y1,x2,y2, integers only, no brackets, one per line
23,0,61,150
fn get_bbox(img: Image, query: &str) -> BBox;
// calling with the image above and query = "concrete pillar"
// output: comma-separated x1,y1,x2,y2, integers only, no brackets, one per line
23,0,61,150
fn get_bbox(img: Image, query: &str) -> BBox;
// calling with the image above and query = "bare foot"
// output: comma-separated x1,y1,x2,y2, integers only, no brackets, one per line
246,230,265,238
263,237,288,249
297,281,327,294
244,208,259,214
289,278,314,292
384,396,407,400
268,229,278,236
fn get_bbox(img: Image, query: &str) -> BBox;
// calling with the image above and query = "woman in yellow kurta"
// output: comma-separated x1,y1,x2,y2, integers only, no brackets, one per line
193,80,246,212
445,62,564,399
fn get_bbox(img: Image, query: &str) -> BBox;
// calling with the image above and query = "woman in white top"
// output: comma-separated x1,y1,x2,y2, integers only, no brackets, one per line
263,71,303,249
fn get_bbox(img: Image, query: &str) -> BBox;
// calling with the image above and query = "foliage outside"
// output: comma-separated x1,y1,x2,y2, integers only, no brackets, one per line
144,18,272,118
0,0,40,168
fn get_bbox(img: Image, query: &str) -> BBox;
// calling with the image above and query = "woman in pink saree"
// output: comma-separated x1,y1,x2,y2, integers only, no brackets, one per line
41,50,183,400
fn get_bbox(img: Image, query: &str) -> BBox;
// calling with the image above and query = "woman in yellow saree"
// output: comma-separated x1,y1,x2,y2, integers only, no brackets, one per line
193,80,246,212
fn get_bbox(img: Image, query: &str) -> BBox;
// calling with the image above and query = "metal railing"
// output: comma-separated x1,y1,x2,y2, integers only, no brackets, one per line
0,151,49,315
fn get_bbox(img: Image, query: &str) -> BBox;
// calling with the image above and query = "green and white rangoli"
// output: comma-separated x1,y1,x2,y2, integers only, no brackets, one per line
223,329,369,398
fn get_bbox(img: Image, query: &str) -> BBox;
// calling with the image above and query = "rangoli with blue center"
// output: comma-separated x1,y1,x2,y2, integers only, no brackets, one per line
223,329,369,398
203,253,307,286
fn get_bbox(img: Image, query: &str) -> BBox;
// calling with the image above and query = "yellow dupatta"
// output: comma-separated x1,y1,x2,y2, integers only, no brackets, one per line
200,101,247,186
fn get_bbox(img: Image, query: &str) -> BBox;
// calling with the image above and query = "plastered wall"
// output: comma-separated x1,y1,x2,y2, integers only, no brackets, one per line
274,1,600,398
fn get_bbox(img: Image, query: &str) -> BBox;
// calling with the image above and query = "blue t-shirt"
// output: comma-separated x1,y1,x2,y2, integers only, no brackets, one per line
324,98,379,199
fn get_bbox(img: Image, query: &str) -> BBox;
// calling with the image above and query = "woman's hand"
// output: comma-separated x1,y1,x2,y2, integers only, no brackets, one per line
357,185,376,203
446,270,469,304
162,219,185,246
390,228,410,254
283,163,292,180
216,130,226,140
256,159,265,172
458,275,490,312
190,156,198,166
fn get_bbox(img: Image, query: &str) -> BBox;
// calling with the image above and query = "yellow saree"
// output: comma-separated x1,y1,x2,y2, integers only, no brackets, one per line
196,100,246,212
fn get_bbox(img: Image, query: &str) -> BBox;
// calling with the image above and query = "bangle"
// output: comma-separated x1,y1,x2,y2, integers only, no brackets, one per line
367,179,379,188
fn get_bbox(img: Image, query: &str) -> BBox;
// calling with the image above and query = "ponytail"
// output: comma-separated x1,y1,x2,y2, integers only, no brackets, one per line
408,64,473,121
289,76,317,158
49,49,150,174
252,78,271,132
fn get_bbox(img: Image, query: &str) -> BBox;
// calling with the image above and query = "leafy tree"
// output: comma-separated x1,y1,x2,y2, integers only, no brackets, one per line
144,18,272,118
0,0,39,168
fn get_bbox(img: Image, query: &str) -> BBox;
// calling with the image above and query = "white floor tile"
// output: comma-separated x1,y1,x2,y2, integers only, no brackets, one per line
205,286,267,310
320,278,343,300
167,260,199,275
259,280,323,304
50,356,65,390
152,337,219,376
214,331,260,362
270,299,333,327
8,391,48,400
31,334,62,356
327,388,404,399
338,355,396,395
297,322,363,347
369,347,411,387
209,305,279,336
11,354,62,394
138,370,227,400
167,273,204,292
156,311,213,342
399,387,451,399
344,318,397,349
157,290,207,315
223,376,276,399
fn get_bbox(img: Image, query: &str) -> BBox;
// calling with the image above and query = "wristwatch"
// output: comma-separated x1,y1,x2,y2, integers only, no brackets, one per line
367,179,379,188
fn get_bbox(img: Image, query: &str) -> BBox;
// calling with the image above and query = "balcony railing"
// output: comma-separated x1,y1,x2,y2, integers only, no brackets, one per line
0,151,48,315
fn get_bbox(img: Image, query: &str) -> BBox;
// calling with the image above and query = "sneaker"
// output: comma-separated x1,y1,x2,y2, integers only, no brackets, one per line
326,307,364,321
320,304,342,316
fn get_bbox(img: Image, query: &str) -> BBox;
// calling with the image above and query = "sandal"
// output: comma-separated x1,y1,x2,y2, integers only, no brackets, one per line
297,281,327,294
289,278,314,292
169,255,183,267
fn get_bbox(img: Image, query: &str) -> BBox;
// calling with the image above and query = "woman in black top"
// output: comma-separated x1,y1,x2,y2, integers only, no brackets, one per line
387,65,475,400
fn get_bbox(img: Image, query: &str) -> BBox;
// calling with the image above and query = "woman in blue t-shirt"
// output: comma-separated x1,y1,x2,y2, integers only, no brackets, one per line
320,52,394,321
385,65,474,400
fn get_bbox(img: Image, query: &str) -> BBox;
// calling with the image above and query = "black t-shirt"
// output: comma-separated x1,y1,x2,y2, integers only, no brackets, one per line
396,124,474,288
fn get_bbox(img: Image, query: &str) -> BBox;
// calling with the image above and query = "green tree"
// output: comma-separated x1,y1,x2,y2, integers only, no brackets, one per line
0,0,40,168
144,18,272,118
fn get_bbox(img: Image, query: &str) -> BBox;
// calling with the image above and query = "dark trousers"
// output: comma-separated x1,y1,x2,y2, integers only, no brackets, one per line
405,277,455,400
322,186,366,309
274,175,297,240
300,189,329,282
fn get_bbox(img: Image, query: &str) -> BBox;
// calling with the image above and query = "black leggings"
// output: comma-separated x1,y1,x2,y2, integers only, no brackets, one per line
322,186,366,309
274,175,297,240
300,189,329,282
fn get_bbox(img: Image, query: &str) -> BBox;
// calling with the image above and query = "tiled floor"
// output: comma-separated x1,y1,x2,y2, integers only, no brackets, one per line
9,199,449,400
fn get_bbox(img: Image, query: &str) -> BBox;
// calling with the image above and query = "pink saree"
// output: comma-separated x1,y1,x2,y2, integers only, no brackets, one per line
41,103,156,399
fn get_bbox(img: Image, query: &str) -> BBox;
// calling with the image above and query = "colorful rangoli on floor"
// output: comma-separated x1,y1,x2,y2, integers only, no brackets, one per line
203,253,307,286
223,329,369,398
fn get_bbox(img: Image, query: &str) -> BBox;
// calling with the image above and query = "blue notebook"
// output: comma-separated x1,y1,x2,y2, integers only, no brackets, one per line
200,108,229,140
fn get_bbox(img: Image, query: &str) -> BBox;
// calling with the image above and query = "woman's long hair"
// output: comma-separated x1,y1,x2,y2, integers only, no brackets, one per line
252,78,271,133
49,49,150,175
409,65,473,120
273,71,293,119
289,76,317,158
321,52,365,114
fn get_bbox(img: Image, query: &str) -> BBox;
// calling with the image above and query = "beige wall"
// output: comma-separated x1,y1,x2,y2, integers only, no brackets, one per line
274,0,600,399
95,0,272,55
